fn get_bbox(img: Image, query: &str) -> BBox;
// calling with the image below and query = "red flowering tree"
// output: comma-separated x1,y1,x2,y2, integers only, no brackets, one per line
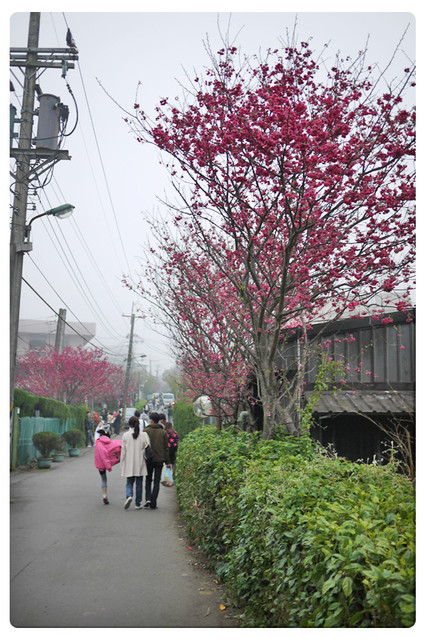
16,345,127,407
127,41,415,438
130,242,253,423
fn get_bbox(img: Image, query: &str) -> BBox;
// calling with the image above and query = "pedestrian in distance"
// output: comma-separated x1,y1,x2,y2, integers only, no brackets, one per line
158,412,167,429
140,408,149,428
121,415,151,510
143,412,171,510
165,421,179,477
85,411,94,447
113,410,122,436
94,426,122,505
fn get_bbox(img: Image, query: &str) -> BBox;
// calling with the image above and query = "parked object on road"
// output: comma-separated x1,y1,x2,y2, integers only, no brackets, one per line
94,429,122,505
121,415,150,509
162,393,175,408
124,406,136,423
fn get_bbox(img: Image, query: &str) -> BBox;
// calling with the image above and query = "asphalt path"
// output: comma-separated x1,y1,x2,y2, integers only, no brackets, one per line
10,439,238,629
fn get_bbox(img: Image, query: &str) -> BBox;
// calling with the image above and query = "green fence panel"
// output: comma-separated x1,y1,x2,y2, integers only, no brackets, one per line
18,417,78,465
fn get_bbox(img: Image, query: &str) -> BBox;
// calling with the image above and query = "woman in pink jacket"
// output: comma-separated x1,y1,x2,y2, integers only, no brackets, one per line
94,427,122,504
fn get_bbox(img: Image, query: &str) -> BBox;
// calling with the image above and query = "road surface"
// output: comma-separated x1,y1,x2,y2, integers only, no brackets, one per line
10,441,238,628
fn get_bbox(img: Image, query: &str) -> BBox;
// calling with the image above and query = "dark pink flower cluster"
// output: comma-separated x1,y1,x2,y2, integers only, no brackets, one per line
126,42,415,436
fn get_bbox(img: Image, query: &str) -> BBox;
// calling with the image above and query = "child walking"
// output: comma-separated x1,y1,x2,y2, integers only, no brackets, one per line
94,426,122,504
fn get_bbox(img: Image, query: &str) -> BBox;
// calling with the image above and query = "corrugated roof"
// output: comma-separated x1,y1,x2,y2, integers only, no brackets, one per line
304,390,414,415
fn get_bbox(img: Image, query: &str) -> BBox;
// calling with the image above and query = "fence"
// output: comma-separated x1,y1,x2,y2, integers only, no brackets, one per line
17,417,79,466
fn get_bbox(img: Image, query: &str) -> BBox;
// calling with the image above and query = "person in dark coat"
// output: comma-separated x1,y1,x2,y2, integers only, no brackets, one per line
143,412,171,509
85,411,94,447
113,410,122,435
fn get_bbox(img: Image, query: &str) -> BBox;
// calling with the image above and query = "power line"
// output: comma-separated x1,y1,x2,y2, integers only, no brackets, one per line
60,10,131,276
49,175,126,318
26,253,118,354
22,276,125,358
31,185,126,341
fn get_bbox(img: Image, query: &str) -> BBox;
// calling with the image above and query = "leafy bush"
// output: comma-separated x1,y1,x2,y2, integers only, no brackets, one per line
62,429,84,448
172,399,203,439
32,431,62,458
175,426,415,628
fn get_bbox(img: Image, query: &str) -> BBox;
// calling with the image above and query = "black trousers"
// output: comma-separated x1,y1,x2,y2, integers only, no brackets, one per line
145,461,164,507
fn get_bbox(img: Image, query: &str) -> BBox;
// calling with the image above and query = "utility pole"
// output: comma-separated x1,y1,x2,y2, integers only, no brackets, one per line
122,306,136,420
54,308,67,354
9,12,78,410
9,13,40,410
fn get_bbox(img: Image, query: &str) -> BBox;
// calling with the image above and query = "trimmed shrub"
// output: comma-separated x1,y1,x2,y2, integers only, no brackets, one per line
14,388,87,428
175,426,415,628
32,431,62,458
62,429,84,448
172,399,203,440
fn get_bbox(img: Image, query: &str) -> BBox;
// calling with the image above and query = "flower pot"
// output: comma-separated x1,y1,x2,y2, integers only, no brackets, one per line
37,457,53,469
52,453,65,462
68,448,80,457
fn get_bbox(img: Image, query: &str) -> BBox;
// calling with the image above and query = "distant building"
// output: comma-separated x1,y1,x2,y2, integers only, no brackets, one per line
17,318,96,355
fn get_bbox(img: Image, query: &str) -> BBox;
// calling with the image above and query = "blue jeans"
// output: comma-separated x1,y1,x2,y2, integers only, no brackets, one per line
85,430,93,446
126,476,143,506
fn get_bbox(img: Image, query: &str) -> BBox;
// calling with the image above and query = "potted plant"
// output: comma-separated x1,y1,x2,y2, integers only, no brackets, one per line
32,431,62,469
62,429,84,456
52,436,67,462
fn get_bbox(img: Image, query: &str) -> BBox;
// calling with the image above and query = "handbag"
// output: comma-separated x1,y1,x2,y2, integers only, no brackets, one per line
144,444,153,462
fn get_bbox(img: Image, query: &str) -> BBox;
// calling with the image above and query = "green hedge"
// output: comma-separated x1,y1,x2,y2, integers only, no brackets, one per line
172,399,203,439
14,388,87,429
175,426,415,628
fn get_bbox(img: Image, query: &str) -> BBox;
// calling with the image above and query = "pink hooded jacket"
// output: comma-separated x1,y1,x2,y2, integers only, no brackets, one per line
94,436,122,472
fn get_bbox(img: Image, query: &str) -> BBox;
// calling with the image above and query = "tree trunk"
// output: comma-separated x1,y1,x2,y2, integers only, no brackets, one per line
256,362,300,439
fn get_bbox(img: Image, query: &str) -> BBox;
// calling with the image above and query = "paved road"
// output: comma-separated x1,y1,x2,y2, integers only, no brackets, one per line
10,441,237,628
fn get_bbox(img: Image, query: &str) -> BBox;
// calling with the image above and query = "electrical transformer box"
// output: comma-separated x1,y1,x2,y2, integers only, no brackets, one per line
36,94,60,150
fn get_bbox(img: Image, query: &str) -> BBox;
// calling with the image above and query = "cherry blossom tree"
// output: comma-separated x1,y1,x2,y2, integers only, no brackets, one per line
128,236,253,424
16,345,127,407
126,39,415,438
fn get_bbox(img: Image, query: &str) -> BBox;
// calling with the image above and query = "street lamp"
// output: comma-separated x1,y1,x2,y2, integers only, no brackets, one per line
10,202,75,423
24,203,75,245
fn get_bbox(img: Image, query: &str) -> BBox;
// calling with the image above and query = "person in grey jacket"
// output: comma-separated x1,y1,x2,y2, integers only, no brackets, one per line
143,412,171,509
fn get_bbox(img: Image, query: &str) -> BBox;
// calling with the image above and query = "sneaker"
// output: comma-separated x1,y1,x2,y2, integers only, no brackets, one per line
150,504,157,510
134,505,142,510
124,497,132,509
103,497,109,505
143,500,151,509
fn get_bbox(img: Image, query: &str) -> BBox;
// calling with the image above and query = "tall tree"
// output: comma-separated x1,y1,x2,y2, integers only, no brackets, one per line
127,40,415,438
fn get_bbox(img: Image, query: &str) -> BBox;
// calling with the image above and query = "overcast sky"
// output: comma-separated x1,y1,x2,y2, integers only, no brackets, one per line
6,3,417,375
